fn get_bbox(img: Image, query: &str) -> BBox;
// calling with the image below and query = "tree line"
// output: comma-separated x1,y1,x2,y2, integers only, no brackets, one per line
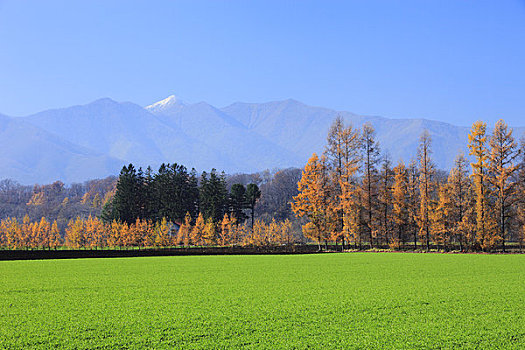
0,214,297,249
0,177,116,228
102,163,262,231
0,168,301,233
293,117,525,252
0,165,306,250
2,118,523,253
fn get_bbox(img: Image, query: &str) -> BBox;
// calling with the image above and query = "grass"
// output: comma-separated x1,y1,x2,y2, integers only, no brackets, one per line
0,253,524,349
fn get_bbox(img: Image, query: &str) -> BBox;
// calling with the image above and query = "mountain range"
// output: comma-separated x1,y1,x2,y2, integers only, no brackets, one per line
1,96,523,184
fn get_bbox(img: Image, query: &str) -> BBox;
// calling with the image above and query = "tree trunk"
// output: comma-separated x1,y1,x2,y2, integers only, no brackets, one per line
251,206,255,231
501,196,505,253
426,226,430,252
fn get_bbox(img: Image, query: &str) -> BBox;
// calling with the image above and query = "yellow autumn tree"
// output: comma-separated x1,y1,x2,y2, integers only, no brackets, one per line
135,218,154,248
377,155,393,247
65,217,85,249
325,117,361,249
49,220,62,249
29,221,39,249
3,218,21,249
236,224,248,246
250,220,268,246
488,119,519,252
418,130,435,251
191,213,205,246
19,215,31,249
37,217,51,249
203,218,216,246
108,220,123,248
119,222,131,249
468,121,496,250
406,160,420,249
278,219,293,245
430,183,453,248
154,218,171,247
325,116,347,240
292,153,336,250
391,162,409,249
177,213,192,247
218,214,232,246
228,216,239,245
129,219,145,249
0,220,6,248
448,153,471,250
360,123,380,248
84,216,97,249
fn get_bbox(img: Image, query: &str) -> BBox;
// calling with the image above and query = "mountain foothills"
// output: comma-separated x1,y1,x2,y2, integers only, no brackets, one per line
1,96,523,184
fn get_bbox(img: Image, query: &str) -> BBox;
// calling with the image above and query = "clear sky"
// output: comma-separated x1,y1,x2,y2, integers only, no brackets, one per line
1,0,524,126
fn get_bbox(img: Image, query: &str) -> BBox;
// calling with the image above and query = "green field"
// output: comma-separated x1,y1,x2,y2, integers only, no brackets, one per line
1,253,524,349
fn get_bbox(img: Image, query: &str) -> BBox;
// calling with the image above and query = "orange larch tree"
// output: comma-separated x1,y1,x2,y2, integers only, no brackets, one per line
468,121,496,250
488,119,519,252
191,213,205,246
292,153,336,250
417,130,436,251
391,162,409,249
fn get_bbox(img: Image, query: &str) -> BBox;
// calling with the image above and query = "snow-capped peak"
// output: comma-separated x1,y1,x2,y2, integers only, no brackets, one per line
146,95,186,115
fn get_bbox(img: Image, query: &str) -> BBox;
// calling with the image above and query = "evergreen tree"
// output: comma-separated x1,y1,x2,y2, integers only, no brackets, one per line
200,169,229,224
100,199,114,223
142,166,157,221
111,164,145,225
154,163,192,223
245,183,262,230
229,184,247,223
187,168,200,220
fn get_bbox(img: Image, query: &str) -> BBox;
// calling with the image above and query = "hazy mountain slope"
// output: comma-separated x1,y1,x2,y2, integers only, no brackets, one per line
25,99,168,164
24,97,299,176
222,100,525,169
24,98,241,172
222,99,361,161
146,97,301,172
0,113,122,184
2,96,523,184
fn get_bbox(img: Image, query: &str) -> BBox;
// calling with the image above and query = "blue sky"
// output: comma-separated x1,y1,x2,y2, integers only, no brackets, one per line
0,0,524,126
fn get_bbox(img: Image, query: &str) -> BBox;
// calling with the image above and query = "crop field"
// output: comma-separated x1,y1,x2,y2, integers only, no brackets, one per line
1,253,524,349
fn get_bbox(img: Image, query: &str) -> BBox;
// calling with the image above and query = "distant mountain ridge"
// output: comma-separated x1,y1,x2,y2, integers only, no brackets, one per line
0,96,522,184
